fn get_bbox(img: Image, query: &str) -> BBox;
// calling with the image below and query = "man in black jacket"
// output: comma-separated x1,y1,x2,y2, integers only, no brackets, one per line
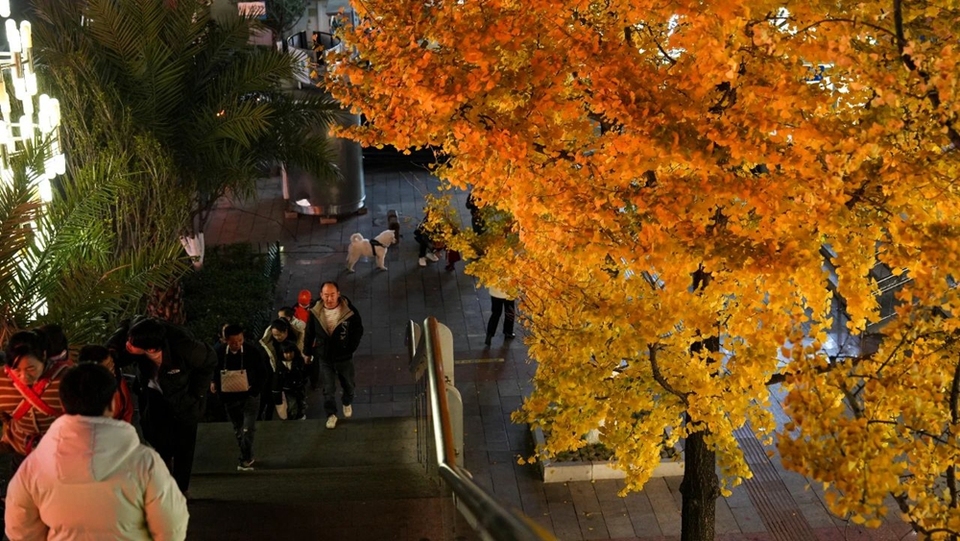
109,316,217,494
211,324,269,471
303,281,364,429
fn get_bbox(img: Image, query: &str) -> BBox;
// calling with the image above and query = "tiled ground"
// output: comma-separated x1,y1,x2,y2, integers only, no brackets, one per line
200,155,914,541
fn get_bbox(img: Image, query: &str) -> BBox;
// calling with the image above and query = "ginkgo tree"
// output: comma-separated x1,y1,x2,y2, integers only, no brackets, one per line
328,0,960,539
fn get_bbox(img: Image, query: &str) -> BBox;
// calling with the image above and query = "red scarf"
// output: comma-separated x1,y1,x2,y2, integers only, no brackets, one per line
5,361,67,420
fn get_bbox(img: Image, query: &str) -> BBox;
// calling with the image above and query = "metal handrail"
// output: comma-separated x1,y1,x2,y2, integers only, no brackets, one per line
416,317,555,541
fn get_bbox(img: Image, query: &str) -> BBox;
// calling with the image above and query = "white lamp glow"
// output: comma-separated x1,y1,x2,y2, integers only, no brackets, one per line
24,69,36,96
37,177,52,201
18,114,31,138
18,21,30,52
5,19,19,53
0,15,66,210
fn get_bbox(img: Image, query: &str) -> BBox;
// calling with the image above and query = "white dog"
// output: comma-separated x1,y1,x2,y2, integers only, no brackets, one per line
346,229,398,272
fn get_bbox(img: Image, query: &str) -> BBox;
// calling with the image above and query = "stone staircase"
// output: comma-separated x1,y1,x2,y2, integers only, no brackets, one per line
186,417,464,541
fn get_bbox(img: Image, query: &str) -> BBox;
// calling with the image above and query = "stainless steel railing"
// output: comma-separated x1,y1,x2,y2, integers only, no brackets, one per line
408,317,555,541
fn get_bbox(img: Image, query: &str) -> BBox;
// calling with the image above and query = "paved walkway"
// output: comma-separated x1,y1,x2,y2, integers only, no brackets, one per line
202,155,914,541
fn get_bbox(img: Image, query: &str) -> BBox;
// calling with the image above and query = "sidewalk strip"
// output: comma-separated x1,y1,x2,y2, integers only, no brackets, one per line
454,358,505,365
734,425,817,541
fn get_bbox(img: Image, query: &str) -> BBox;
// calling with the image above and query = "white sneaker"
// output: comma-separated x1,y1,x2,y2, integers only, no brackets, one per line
343,405,353,418
425,252,439,262
418,257,427,267
326,415,338,429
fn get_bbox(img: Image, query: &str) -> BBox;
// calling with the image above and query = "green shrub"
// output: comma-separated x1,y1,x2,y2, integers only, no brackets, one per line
181,243,279,344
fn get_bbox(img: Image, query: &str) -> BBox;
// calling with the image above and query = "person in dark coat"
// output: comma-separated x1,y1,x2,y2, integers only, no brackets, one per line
303,281,364,429
465,191,485,236
108,316,217,494
414,213,441,267
211,324,269,471
273,341,308,420
257,318,305,420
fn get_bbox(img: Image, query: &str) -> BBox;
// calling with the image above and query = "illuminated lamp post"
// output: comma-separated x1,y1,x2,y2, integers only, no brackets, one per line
0,0,66,316
0,7,65,191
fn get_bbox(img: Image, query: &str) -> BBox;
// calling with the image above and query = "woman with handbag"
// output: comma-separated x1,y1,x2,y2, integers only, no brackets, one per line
211,324,269,471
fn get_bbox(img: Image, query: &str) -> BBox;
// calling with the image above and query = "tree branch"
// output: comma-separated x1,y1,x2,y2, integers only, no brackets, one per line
892,0,960,152
649,344,688,403
791,17,897,40
948,353,960,510
865,419,953,446
645,26,677,66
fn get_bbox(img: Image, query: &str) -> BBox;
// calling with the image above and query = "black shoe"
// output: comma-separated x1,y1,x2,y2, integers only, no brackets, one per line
484,335,492,346
504,333,516,339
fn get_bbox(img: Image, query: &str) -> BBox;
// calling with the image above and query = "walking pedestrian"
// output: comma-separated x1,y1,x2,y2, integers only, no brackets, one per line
414,213,440,267
293,289,312,325
465,191,485,235
259,318,304,419
108,316,217,494
304,281,364,429
485,286,517,347
0,330,71,475
212,324,269,471
36,324,69,364
4,363,188,541
274,341,308,420
77,345,135,425
278,307,306,337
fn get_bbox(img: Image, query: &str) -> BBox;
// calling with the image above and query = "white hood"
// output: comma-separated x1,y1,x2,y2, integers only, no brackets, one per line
48,415,141,484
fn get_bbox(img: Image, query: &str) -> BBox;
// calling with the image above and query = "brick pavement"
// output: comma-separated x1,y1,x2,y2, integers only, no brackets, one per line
202,156,914,541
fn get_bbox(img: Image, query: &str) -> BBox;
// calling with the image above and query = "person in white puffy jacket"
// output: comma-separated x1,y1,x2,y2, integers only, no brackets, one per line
4,363,189,541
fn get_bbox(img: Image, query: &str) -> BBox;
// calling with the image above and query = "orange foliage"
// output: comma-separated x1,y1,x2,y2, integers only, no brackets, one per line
329,0,960,534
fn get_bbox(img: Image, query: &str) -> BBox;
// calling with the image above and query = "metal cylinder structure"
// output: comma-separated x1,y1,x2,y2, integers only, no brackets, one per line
284,111,365,216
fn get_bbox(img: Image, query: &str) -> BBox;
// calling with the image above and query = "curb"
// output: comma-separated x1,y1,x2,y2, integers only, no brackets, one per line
531,425,684,483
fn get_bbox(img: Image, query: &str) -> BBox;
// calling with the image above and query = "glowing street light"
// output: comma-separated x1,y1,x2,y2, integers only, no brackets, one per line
0,15,65,201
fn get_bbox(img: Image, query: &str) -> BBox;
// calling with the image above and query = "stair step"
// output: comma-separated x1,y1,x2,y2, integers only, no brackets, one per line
186,496,454,541
193,416,421,473
188,416,452,540
190,463,441,502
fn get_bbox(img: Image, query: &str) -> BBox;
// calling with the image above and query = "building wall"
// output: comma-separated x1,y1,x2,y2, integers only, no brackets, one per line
210,1,357,47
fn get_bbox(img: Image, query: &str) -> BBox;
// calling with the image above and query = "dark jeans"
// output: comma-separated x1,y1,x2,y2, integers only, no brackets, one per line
414,231,432,258
141,389,199,493
487,297,516,337
307,359,320,390
258,370,275,421
321,360,355,417
223,396,258,463
284,388,306,420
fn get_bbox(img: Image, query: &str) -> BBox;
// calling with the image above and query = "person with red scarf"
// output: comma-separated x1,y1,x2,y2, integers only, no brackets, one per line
0,330,71,474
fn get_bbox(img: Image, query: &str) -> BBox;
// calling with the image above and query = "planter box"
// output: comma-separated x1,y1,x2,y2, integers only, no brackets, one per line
532,425,684,483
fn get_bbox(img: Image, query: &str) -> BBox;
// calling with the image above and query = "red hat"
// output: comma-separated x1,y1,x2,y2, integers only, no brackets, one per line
298,290,312,306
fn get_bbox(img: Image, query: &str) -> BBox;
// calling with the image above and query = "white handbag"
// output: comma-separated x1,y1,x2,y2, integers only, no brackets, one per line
220,352,250,393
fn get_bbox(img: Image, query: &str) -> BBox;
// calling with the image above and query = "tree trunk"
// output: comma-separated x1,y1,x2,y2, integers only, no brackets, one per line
680,423,720,541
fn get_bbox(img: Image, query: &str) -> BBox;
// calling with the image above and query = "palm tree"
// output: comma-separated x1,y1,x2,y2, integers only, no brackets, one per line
31,0,341,240
0,154,44,345
12,0,342,332
0,128,187,346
